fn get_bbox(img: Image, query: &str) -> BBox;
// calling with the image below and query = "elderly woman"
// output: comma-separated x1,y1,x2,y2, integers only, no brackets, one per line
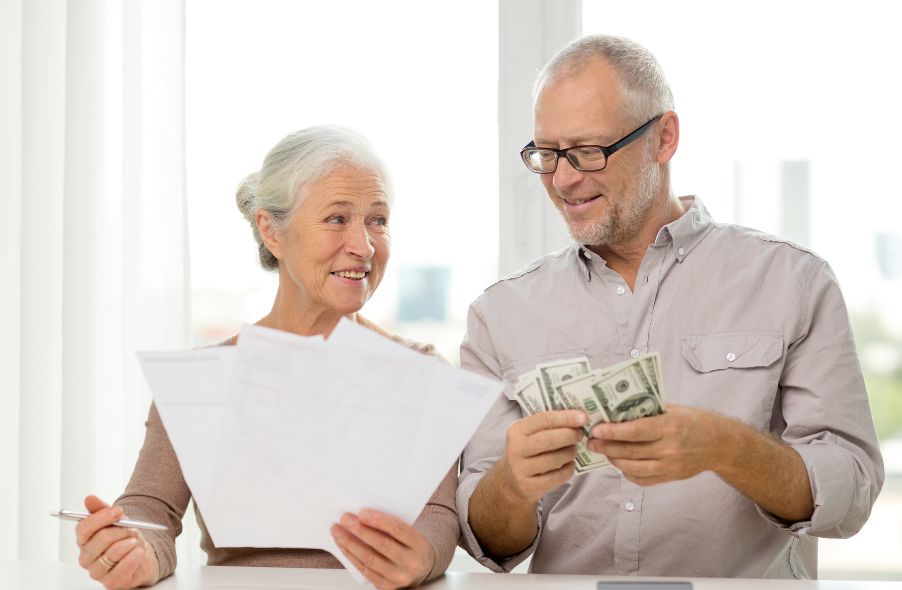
72,126,459,590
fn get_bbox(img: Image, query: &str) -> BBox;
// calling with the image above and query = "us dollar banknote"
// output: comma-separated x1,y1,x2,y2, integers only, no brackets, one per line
511,353,665,475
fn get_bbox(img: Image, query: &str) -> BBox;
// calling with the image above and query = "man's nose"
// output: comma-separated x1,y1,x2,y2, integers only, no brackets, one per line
552,156,584,190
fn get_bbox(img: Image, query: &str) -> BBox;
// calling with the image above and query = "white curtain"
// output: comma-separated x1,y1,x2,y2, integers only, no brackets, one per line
0,0,190,562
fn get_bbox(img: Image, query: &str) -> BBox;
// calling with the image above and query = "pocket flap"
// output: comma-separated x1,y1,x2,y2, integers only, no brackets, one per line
681,332,783,373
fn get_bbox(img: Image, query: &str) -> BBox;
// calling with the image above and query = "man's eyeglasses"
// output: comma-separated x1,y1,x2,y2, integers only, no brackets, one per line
520,114,663,174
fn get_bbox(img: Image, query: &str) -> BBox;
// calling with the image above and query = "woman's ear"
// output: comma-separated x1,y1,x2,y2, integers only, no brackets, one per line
255,210,282,260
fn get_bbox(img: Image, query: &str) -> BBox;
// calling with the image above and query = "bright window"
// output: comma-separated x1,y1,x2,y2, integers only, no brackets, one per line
186,0,498,363
583,0,902,579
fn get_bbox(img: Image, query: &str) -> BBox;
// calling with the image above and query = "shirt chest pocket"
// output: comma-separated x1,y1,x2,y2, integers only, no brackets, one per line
679,331,784,429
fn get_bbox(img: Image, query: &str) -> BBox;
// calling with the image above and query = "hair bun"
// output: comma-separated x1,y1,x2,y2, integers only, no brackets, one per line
235,171,261,222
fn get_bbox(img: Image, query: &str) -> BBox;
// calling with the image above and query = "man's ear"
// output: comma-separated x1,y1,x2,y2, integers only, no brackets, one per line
255,209,282,260
656,111,679,165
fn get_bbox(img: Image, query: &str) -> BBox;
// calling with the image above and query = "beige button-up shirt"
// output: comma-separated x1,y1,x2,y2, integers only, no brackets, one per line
458,198,883,578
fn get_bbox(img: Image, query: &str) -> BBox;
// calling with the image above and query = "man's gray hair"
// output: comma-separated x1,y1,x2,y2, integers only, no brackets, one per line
536,34,674,126
236,125,392,271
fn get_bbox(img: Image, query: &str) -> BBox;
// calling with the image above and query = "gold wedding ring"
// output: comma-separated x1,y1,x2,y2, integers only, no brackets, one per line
98,553,117,570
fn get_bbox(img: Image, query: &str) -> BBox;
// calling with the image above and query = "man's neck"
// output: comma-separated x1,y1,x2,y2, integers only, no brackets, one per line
588,197,686,291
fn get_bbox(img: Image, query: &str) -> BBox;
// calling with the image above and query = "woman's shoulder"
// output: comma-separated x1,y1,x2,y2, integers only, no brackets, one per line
355,315,443,360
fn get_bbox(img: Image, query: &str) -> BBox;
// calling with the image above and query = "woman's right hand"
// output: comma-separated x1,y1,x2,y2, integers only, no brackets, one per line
75,495,159,590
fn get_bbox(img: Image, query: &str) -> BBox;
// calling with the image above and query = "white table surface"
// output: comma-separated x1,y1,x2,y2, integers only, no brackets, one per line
3,562,900,590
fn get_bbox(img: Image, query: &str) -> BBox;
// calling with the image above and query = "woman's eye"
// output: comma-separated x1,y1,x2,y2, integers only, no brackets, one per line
370,216,388,227
326,215,345,225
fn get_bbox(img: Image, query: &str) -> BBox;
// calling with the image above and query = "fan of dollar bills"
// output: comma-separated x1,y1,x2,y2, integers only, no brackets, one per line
511,353,665,475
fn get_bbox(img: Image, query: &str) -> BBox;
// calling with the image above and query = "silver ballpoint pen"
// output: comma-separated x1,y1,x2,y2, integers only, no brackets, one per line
50,510,168,532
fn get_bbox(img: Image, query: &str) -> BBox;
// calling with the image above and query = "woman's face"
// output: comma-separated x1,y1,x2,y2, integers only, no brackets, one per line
275,165,391,318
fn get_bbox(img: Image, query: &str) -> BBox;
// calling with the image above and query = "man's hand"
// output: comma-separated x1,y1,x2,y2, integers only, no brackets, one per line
467,410,586,560
502,410,588,502
587,404,724,486
588,404,814,522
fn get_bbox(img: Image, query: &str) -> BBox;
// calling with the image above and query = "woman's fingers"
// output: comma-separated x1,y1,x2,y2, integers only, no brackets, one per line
100,544,146,590
332,536,396,590
331,512,433,589
357,510,418,550
78,527,136,568
102,534,141,565
75,498,122,547
331,523,404,588
339,514,411,570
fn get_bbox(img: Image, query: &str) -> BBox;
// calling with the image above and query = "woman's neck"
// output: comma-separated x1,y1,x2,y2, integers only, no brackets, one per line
258,285,357,338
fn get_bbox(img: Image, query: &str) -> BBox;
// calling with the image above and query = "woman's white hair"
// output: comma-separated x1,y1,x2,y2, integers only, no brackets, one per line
535,34,674,127
236,125,392,271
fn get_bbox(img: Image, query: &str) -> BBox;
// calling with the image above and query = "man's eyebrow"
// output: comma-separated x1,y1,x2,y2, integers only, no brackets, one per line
533,134,612,147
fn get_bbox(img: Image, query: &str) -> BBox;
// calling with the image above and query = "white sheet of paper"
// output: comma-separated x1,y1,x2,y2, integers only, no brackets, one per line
137,348,236,503
136,319,502,584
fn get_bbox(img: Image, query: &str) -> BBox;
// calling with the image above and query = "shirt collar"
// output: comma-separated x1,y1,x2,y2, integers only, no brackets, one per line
575,195,715,281
655,195,714,263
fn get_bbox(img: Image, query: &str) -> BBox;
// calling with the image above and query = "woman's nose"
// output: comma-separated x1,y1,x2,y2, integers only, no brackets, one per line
347,222,376,259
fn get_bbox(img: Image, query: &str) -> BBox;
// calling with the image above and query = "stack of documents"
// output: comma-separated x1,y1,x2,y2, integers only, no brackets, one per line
137,319,502,578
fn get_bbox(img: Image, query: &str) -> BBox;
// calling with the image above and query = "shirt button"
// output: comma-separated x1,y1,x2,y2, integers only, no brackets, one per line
624,500,635,512
616,285,626,295
677,247,685,256
630,349,640,359
726,352,736,362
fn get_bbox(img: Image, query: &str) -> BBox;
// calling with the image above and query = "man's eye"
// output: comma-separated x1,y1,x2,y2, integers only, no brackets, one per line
575,147,604,158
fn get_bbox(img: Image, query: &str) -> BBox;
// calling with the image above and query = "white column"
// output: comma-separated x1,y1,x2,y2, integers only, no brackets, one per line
19,0,67,561
0,0,24,561
59,0,106,560
498,0,581,276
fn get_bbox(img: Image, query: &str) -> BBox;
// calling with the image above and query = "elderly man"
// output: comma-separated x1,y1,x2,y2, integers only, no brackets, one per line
457,35,883,578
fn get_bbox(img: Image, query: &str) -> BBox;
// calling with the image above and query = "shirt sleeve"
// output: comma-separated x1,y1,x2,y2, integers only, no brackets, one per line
114,403,191,583
457,303,543,572
768,259,884,537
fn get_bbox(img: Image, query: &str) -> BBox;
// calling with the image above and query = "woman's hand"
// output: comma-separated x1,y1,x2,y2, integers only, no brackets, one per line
75,495,159,590
330,510,435,589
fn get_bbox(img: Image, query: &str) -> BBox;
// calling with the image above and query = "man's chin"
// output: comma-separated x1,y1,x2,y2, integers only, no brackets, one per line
566,220,611,246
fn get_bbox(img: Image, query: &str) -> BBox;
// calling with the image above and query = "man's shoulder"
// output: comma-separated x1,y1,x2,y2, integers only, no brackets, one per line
712,222,827,264
480,245,576,295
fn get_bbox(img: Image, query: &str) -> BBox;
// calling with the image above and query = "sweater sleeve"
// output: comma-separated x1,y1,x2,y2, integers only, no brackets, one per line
114,403,192,583
412,463,460,582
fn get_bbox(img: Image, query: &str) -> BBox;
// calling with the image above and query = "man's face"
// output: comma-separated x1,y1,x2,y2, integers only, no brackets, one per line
533,59,662,247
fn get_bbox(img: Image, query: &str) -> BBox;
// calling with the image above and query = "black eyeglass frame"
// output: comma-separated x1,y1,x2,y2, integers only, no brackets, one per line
520,113,664,174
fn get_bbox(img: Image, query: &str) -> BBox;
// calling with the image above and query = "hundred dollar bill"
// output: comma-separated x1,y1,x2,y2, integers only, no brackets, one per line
536,357,591,410
556,370,615,473
592,361,664,422
511,371,546,415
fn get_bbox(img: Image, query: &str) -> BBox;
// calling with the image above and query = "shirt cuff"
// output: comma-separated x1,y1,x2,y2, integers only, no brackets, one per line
755,442,853,536
456,473,542,572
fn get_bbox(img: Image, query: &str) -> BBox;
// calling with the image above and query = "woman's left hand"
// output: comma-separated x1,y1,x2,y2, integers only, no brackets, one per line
331,509,435,589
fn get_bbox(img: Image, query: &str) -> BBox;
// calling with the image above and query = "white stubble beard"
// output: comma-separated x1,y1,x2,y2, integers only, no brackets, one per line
565,143,664,247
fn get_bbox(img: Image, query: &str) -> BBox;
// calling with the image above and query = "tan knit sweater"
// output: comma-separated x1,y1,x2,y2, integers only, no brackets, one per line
115,318,459,584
